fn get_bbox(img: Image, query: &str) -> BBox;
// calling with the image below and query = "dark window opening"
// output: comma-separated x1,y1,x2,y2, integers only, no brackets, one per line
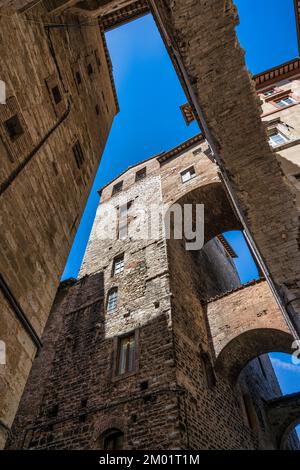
4,114,24,141
75,71,82,85
117,332,136,375
294,173,300,181
112,181,123,195
51,85,62,105
135,167,147,181
87,63,93,76
102,429,124,450
140,380,148,391
95,104,100,115
72,140,84,169
47,403,59,418
81,398,88,408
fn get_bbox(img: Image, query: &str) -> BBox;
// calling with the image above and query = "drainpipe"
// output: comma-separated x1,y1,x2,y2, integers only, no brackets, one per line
149,0,299,340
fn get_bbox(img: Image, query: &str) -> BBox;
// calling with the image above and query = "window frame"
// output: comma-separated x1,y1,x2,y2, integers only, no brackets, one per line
106,287,118,313
268,130,288,147
263,88,275,97
116,332,136,376
112,254,124,276
112,330,139,380
101,429,124,450
135,166,147,182
275,96,297,108
112,181,123,196
72,140,85,169
4,114,24,141
180,166,196,183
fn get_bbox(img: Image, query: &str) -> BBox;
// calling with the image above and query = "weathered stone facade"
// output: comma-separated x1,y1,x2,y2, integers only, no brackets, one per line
254,59,300,209
0,4,118,447
2,0,300,451
8,138,299,449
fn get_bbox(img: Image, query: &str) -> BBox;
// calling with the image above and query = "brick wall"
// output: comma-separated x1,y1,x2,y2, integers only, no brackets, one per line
8,140,297,449
0,6,117,446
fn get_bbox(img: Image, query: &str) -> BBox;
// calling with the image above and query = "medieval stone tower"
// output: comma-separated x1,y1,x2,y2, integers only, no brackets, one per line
8,136,300,450
1,0,300,453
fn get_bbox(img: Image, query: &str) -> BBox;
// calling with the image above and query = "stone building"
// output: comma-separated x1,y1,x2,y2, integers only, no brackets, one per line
0,4,118,448
8,136,300,449
254,58,300,207
1,0,300,450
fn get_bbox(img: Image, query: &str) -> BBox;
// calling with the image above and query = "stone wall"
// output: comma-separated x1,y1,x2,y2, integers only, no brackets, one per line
8,139,297,449
207,280,292,382
0,5,117,446
151,0,300,336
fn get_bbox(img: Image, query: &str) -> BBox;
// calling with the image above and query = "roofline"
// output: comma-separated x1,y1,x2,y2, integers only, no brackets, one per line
97,152,164,196
99,21,120,113
97,133,203,196
253,58,300,90
157,133,204,164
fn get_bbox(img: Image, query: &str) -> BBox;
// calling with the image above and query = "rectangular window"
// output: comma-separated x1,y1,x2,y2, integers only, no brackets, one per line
112,181,123,195
4,114,24,141
269,131,288,147
263,88,275,97
135,167,146,181
107,288,118,312
276,97,296,107
75,71,82,85
113,254,124,276
181,166,196,183
51,85,62,105
87,63,93,76
117,333,136,375
72,140,84,168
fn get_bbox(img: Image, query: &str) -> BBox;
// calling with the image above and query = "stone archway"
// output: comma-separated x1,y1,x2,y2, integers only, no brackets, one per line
166,181,242,245
215,327,293,384
265,392,300,449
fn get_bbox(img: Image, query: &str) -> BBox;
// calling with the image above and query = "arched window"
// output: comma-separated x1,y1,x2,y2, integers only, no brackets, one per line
107,287,118,312
101,428,124,450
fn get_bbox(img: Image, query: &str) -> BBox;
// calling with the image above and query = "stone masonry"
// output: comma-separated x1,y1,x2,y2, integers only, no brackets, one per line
0,4,118,447
8,137,299,449
2,0,300,451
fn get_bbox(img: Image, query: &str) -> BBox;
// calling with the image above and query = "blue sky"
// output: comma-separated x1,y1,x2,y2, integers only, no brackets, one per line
62,0,300,438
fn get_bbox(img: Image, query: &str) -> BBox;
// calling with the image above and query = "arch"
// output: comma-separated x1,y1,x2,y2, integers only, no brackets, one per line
215,328,293,384
165,181,242,245
280,418,300,450
106,287,118,312
99,428,124,450
265,392,300,450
